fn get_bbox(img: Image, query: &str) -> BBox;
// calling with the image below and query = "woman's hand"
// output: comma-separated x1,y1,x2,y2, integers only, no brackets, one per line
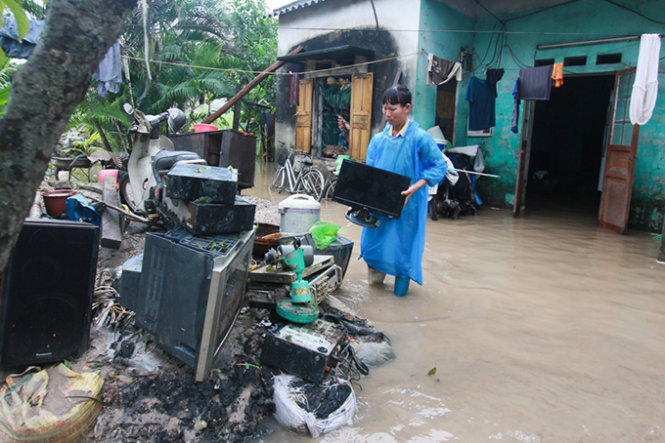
337,115,350,133
401,179,429,207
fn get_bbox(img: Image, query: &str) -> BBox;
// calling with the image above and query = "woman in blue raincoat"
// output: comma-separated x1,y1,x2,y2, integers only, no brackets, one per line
360,85,446,296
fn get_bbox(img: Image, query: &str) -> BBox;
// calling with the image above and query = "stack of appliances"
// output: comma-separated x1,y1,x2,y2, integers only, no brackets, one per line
161,163,255,235
120,162,256,381
167,129,256,190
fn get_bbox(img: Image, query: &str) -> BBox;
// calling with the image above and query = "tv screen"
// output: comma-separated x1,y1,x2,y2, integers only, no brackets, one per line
333,159,411,218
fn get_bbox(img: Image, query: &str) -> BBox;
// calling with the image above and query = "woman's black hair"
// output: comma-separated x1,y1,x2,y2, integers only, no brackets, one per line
382,84,411,106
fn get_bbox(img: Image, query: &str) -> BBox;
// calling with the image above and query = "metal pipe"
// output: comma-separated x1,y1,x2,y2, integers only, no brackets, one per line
451,169,500,178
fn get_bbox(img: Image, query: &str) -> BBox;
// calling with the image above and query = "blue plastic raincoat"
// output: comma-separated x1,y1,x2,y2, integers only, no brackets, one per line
360,120,446,285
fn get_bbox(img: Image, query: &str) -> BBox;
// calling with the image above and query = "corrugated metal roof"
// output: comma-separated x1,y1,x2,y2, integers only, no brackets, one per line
273,0,327,17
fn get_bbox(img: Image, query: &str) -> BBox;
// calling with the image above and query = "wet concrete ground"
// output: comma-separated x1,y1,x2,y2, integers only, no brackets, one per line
247,161,665,442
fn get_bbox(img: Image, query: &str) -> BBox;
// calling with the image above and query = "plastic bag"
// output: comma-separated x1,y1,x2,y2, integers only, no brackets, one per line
0,364,104,443
66,194,101,225
273,374,356,437
309,221,340,249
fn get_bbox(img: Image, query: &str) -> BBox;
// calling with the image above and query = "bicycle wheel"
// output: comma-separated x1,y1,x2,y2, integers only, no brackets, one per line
323,176,337,200
297,168,325,201
269,167,287,193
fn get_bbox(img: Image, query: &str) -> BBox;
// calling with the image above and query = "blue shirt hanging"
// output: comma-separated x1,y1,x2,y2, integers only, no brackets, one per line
466,76,497,131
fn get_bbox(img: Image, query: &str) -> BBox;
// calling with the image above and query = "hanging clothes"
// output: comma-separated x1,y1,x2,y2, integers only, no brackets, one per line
427,54,462,85
630,33,661,126
0,16,43,58
288,71,299,106
511,79,520,134
551,62,564,87
360,120,446,285
0,17,123,96
485,68,504,87
465,76,497,130
518,65,554,100
486,68,504,112
93,40,122,97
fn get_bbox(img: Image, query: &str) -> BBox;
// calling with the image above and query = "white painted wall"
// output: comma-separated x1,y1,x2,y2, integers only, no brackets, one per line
275,0,424,152
278,0,421,62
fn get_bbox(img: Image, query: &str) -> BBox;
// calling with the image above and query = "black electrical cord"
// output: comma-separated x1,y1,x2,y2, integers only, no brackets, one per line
477,22,500,68
601,0,665,25
505,0,583,23
475,0,505,26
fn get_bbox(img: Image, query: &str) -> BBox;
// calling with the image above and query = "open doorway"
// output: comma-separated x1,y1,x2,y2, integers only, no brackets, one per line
315,75,352,158
435,79,457,144
526,75,615,215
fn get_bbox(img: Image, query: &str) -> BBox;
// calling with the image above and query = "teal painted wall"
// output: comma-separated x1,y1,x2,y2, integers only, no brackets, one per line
414,0,475,132
448,0,664,231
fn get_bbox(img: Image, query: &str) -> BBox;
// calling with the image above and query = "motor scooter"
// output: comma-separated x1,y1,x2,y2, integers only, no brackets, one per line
117,104,203,216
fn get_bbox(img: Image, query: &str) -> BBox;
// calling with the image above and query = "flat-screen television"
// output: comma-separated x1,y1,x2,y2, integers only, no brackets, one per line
333,159,411,218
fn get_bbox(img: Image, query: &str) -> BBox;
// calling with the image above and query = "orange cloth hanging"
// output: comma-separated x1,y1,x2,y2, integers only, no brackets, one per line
552,62,564,87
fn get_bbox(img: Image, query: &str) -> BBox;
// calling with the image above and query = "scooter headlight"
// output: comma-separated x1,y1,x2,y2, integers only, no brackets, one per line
167,108,186,133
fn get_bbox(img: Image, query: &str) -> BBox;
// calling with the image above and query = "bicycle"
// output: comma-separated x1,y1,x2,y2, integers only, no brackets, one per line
322,163,338,200
269,150,326,201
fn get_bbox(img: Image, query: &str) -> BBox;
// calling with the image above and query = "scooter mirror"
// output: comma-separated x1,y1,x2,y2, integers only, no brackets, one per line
167,108,186,133
123,103,134,115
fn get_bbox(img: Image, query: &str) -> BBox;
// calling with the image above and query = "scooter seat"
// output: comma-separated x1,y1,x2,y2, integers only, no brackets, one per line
153,150,202,174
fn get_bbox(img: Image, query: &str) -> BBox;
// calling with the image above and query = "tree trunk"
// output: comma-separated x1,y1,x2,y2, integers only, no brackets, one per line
0,0,137,274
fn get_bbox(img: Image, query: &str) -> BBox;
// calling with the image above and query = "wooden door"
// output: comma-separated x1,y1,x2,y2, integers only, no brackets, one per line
295,78,313,153
349,73,373,161
513,100,534,216
598,70,639,233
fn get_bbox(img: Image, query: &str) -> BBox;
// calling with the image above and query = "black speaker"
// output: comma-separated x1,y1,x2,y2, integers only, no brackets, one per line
0,219,99,367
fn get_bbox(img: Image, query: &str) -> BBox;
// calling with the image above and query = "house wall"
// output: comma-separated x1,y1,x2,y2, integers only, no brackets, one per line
453,0,665,231
275,0,422,153
413,0,475,135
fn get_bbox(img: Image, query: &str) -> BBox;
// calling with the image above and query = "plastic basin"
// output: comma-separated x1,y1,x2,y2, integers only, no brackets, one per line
193,123,219,133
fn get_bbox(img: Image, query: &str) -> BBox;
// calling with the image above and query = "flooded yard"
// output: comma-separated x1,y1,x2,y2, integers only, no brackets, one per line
248,161,665,442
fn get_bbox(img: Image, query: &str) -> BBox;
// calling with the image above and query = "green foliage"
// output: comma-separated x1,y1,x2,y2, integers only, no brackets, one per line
0,1,30,112
116,0,277,138
18,0,47,19
0,0,278,149
1,0,29,41
59,132,103,157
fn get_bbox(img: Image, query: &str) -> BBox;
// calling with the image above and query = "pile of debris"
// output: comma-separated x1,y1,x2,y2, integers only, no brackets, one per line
80,266,394,441
1,164,394,441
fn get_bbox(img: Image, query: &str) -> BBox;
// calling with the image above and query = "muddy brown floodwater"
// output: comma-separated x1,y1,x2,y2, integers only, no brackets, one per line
246,161,665,442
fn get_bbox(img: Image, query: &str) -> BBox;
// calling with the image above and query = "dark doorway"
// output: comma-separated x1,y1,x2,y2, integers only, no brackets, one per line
435,80,457,143
526,75,615,215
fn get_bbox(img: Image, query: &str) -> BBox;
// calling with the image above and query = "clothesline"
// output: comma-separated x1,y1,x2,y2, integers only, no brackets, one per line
279,26,661,38
121,51,423,77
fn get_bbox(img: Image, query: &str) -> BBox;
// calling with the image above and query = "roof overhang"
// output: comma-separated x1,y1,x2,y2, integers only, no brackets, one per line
277,45,374,65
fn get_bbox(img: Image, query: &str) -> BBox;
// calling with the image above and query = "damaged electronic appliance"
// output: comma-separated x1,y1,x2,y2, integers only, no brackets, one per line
0,219,99,367
125,227,255,381
264,238,319,324
332,159,411,227
160,162,255,235
260,318,347,383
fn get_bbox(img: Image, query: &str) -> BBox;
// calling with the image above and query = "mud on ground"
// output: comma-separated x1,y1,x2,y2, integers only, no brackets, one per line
81,308,276,442
79,195,282,442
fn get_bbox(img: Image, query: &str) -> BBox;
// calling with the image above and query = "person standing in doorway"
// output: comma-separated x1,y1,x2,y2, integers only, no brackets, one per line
360,85,446,296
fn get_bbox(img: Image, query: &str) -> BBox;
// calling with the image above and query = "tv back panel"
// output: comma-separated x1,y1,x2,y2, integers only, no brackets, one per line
332,159,411,218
